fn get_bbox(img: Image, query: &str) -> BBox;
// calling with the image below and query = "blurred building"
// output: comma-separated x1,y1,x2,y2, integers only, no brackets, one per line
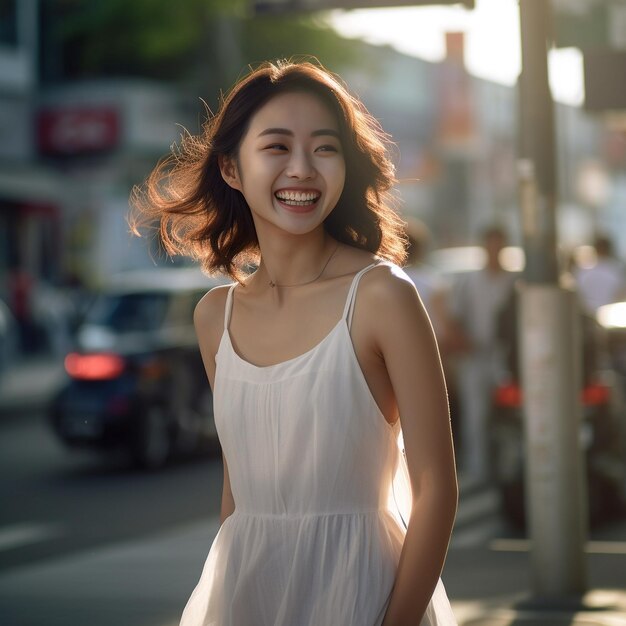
1,1,624,306
340,32,624,253
0,1,195,299
36,80,193,285
0,0,63,299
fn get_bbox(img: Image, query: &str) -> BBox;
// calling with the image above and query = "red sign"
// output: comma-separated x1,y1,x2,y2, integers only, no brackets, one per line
37,106,120,156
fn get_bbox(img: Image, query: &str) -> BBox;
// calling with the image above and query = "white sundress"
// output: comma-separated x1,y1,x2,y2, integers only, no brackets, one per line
180,261,457,626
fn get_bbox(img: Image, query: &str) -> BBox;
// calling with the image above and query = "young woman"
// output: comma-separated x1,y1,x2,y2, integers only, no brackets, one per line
132,60,458,626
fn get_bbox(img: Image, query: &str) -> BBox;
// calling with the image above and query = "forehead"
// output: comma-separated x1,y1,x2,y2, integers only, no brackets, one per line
247,90,340,133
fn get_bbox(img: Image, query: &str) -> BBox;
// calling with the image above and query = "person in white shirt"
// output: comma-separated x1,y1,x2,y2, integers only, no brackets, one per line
447,226,517,481
575,235,626,315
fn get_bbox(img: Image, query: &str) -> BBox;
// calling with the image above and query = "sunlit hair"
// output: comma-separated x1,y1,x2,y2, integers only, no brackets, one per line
130,59,407,280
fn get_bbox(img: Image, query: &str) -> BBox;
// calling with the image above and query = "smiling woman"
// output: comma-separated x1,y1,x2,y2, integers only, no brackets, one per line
130,60,458,626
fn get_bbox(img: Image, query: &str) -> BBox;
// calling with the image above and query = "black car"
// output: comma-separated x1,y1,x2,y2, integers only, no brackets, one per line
49,268,228,469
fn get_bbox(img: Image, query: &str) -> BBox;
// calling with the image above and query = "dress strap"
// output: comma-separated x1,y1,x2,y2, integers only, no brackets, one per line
342,260,388,330
223,284,237,331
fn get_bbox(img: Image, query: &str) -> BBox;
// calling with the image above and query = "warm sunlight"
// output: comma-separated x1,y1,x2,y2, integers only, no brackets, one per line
328,0,583,106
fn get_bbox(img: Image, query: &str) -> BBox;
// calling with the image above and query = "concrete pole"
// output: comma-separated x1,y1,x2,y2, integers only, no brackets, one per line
517,0,587,599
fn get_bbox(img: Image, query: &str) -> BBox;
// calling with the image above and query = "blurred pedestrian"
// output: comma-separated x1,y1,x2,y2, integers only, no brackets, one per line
404,217,449,342
31,280,74,358
574,234,626,314
447,225,517,481
131,60,457,626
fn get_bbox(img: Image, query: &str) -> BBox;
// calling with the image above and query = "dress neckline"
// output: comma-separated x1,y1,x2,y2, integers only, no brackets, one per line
221,261,381,370
220,316,398,431
223,318,345,371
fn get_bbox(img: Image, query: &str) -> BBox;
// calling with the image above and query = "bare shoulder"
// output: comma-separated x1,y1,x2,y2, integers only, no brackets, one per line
194,284,234,349
194,283,232,324
360,263,421,312
358,262,432,339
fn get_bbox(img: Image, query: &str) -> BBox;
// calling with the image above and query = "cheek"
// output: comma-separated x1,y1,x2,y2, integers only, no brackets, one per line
239,154,279,187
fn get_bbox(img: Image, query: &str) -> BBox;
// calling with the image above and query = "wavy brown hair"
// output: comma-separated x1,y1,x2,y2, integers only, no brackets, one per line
130,59,407,280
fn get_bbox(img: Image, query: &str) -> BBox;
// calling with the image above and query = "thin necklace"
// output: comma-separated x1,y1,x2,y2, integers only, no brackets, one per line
268,241,340,288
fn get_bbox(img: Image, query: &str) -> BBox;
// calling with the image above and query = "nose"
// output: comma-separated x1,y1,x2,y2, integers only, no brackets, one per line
285,148,315,180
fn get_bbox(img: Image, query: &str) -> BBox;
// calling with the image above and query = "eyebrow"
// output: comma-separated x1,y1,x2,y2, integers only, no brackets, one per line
257,127,340,139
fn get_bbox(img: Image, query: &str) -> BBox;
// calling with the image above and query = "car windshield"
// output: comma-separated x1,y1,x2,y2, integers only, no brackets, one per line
86,292,169,333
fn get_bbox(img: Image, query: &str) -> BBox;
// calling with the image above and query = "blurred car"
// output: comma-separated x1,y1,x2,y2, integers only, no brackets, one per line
49,268,228,469
490,296,625,527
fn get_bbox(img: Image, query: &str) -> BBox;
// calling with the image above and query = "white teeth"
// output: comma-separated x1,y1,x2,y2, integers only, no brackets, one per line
275,191,320,203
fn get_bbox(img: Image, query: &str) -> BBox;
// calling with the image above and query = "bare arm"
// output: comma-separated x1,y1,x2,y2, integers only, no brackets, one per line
194,286,236,524
367,268,457,625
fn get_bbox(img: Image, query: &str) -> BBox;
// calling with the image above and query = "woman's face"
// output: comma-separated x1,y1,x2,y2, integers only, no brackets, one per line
221,90,346,237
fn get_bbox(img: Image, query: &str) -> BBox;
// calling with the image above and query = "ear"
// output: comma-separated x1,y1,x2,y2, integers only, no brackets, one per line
218,154,242,191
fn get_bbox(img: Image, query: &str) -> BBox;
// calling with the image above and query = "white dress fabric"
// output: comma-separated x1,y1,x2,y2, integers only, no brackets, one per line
180,261,457,626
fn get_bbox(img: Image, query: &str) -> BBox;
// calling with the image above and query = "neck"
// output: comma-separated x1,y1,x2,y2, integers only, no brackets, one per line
255,229,335,288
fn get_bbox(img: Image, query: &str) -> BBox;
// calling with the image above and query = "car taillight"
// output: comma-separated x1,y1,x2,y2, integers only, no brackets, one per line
494,382,522,408
64,352,126,380
493,381,611,408
581,383,611,406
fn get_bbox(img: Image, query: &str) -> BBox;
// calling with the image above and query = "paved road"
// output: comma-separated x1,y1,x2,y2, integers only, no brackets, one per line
0,410,223,573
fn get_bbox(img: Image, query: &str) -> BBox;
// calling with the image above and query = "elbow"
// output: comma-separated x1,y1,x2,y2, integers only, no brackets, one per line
412,473,458,528
444,471,459,523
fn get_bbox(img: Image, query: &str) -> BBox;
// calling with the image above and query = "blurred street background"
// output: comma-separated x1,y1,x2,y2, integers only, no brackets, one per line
1,0,626,624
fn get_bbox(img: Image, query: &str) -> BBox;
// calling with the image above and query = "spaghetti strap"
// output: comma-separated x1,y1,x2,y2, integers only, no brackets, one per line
343,260,387,330
223,284,237,331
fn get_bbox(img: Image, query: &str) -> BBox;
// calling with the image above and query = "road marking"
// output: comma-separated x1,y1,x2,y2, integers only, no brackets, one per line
0,523,63,552
490,538,626,555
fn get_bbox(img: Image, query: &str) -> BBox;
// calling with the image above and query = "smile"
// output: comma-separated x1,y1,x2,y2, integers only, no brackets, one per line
275,190,321,207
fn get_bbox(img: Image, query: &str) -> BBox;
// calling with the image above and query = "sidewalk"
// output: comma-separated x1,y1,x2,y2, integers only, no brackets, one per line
0,355,65,416
446,542,626,625
449,475,626,625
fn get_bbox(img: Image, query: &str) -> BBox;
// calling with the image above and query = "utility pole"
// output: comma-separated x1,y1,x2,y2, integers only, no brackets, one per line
517,0,587,600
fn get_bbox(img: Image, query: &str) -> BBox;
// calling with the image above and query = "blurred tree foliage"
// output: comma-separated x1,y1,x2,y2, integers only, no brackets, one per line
39,0,363,99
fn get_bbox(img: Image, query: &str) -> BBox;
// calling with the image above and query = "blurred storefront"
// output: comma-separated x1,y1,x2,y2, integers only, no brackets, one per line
1,77,190,327
0,0,65,337
35,80,193,287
